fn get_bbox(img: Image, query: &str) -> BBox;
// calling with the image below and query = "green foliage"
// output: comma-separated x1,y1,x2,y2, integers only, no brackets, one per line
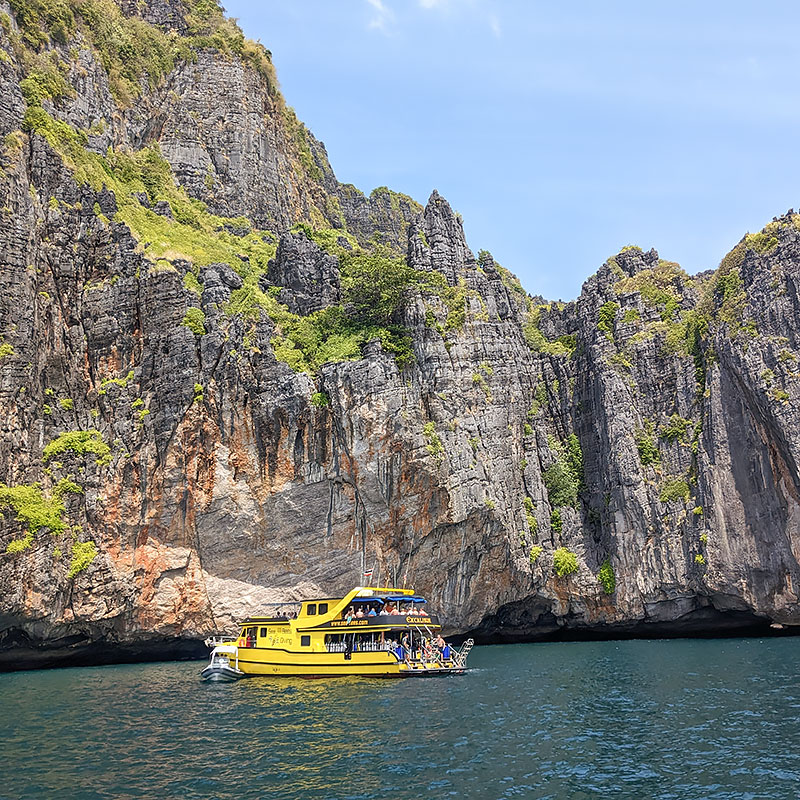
744,231,778,254
283,106,321,180
183,271,203,296
598,559,616,594
597,301,619,339
622,308,640,323
43,429,111,466
131,397,144,410
550,509,563,534
659,414,692,443
8,0,279,107
553,546,577,577
484,499,496,511
543,436,582,509
693,506,704,516
468,436,479,452
694,553,706,565
341,249,443,326
423,422,444,463
523,497,537,532
54,477,83,498
659,477,690,504
634,424,661,466
615,260,687,321
706,266,749,336
523,305,576,357
311,391,329,408
529,382,548,416
0,342,14,361
68,540,98,578
20,111,279,277
529,545,543,564
699,532,708,544
565,434,584,486
6,532,34,553
59,397,73,411
0,483,68,547
182,306,207,336
471,371,492,401
99,369,134,394
523,423,533,436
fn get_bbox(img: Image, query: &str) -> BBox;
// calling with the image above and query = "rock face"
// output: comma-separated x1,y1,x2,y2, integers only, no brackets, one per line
1,0,800,669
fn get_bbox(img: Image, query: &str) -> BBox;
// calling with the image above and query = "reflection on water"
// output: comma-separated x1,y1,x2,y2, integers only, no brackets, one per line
2,638,800,799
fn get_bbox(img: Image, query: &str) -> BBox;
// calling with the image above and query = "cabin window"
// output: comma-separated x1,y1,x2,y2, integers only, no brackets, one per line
318,602,328,614
260,627,267,637
301,635,310,646
307,604,317,615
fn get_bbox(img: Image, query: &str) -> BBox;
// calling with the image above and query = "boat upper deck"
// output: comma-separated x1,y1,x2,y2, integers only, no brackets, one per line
239,586,442,632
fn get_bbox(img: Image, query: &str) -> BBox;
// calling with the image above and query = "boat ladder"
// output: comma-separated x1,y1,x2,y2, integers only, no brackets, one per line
454,638,474,667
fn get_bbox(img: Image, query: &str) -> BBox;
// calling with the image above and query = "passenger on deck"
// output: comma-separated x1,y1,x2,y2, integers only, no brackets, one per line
355,608,365,618
367,606,377,616
345,606,354,622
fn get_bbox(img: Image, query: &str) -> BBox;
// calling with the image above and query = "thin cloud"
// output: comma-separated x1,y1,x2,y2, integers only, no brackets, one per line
489,13,501,38
366,0,394,32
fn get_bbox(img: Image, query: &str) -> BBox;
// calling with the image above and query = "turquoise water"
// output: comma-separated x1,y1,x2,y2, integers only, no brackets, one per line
2,638,800,799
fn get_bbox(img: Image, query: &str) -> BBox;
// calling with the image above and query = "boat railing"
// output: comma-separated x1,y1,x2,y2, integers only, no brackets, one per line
205,635,238,648
325,640,394,653
453,638,474,667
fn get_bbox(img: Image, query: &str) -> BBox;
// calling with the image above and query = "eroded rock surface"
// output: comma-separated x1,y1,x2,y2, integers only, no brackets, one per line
1,0,799,669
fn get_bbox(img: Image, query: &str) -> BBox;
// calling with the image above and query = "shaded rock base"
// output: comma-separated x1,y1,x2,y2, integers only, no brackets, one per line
0,629,207,672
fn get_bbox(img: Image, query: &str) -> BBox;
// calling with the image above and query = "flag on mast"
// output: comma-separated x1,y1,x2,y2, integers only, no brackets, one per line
363,568,374,583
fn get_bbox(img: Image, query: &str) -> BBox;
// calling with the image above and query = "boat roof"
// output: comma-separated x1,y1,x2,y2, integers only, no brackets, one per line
239,587,429,626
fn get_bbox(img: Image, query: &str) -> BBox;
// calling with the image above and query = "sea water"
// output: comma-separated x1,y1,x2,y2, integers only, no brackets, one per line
2,637,800,799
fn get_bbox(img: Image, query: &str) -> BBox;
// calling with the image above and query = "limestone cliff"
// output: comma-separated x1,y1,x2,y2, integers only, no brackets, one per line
1,0,799,669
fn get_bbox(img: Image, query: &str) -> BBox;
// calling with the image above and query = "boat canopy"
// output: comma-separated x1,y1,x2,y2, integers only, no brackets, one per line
350,595,427,604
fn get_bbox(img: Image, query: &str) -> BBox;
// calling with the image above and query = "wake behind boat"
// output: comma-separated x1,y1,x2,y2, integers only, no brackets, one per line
200,586,473,680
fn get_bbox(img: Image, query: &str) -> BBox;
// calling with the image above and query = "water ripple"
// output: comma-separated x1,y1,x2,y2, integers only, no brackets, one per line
2,638,800,799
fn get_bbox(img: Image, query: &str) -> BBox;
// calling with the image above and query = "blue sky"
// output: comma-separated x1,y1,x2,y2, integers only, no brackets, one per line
224,0,800,300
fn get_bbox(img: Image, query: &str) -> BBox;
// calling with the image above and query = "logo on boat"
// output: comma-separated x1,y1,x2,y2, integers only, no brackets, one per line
406,616,431,623
331,619,368,627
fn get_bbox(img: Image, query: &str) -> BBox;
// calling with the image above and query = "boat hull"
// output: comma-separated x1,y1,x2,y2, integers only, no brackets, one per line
200,663,245,682
234,648,465,678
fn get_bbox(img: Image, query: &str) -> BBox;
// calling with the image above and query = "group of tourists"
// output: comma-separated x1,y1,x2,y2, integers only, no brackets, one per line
390,632,452,663
344,602,429,620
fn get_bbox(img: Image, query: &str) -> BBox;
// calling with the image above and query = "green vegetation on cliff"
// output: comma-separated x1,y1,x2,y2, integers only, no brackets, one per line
598,559,616,594
543,434,583,509
6,0,278,107
68,539,98,577
553,547,578,577
43,430,111,466
1,482,68,552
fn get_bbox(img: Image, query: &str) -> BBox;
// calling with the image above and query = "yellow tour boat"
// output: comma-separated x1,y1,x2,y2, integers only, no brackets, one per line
200,586,474,680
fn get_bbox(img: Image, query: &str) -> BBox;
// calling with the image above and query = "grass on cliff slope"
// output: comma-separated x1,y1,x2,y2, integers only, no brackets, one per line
23,108,467,373
5,0,279,107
